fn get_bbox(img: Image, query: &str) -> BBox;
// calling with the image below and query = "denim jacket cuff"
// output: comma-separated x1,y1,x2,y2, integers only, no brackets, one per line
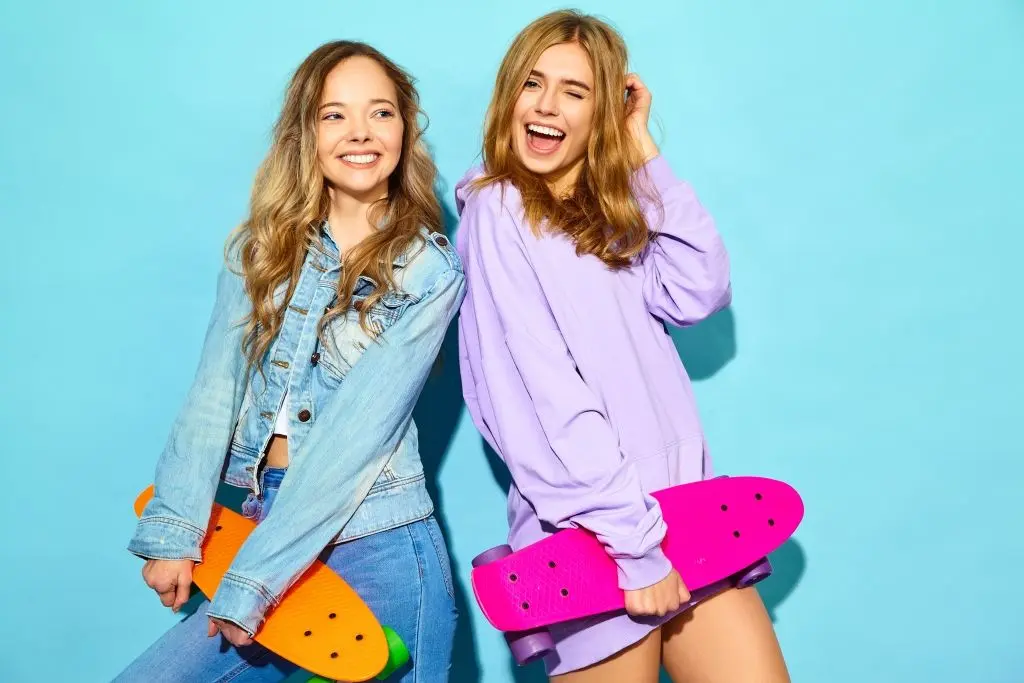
615,545,674,591
126,516,204,562
207,571,277,636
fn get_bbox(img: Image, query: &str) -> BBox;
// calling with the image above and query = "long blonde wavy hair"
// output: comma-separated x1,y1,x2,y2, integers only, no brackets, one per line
475,10,656,269
227,41,441,370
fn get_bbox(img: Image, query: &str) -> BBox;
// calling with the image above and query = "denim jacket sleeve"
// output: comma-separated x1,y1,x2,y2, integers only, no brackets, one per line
126,260,250,562
205,263,466,634
636,155,732,327
457,189,673,592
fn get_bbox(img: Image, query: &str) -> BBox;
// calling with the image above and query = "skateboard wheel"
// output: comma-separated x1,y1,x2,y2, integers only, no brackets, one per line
737,556,773,588
506,627,555,666
375,626,411,679
472,544,513,567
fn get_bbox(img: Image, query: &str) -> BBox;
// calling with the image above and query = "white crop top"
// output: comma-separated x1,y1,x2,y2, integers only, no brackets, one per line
274,390,290,437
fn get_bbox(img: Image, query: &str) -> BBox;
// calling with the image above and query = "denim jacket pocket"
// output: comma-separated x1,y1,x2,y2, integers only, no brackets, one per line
318,291,415,382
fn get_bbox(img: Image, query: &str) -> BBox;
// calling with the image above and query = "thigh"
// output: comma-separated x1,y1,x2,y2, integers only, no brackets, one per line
113,600,298,683
661,586,790,683
550,629,662,683
320,517,457,683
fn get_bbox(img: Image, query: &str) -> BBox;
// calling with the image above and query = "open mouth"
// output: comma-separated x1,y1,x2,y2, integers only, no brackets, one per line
339,153,381,168
525,123,566,155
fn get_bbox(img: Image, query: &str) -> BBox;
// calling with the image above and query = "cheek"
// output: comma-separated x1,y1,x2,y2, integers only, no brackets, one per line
383,125,404,158
512,94,532,123
316,126,337,160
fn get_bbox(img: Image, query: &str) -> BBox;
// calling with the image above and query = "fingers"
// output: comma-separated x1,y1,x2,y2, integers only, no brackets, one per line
625,72,645,90
209,618,254,647
172,571,191,613
157,587,178,608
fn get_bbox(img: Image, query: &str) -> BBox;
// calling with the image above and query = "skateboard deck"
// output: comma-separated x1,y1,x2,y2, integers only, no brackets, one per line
134,485,406,682
471,476,803,634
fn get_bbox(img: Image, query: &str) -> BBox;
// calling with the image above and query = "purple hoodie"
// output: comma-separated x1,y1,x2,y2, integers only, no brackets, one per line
454,155,732,593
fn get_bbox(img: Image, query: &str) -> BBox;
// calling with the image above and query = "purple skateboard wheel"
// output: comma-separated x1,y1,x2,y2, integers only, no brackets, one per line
472,544,513,568
736,556,773,587
506,627,556,665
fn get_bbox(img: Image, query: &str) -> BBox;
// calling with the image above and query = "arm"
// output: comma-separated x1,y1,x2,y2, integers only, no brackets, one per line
637,155,732,327
460,191,673,591
127,261,250,562
206,266,466,634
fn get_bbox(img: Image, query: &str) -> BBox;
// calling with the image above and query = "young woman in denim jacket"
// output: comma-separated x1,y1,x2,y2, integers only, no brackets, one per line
455,10,789,683
117,41,465,683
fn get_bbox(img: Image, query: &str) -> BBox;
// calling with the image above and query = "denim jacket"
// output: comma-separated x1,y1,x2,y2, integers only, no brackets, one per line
126,224,466,634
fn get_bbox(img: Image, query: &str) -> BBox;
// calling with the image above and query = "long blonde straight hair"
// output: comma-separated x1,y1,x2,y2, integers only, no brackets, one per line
476,10,655,268
227,41,441,369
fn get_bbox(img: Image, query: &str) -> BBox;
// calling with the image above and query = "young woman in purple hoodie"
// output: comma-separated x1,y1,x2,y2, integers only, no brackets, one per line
454,9,790,682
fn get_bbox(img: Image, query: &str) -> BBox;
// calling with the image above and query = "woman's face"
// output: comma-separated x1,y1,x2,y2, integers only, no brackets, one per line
316,56,404,202
511,42,596,193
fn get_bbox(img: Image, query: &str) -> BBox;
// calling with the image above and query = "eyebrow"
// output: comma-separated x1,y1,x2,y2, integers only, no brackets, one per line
318,98,397,110
530,69,592,92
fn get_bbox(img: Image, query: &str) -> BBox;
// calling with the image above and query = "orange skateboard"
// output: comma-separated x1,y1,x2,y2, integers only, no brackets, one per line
133,486,408,682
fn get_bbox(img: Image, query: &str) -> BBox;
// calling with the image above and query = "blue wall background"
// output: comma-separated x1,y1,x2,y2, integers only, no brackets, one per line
1,1,1022,681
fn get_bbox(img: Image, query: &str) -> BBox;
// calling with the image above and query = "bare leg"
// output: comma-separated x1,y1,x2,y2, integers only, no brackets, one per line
551,629,662,683
661,587,790,683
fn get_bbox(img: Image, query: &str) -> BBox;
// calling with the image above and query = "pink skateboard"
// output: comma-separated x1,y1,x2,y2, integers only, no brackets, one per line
470,475,804,665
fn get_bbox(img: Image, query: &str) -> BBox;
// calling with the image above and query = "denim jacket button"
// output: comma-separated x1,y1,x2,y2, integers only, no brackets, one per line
310,352,320,366
297,409,311,422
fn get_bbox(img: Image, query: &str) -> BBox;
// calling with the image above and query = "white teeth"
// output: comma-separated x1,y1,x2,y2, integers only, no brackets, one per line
527,124,565,138
341,153,379,164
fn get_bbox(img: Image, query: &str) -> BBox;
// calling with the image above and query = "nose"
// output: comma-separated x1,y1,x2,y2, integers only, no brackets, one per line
346,121,372,143
534,88,559,117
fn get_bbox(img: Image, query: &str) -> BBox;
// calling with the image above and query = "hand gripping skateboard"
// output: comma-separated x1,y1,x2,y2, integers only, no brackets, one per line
133,486,409,682
470,475,804,665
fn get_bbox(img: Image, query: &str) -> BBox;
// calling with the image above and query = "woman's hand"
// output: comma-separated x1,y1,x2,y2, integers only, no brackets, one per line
624,568,691,617
208,617,254,647
625,73,660,163
141,559,194,613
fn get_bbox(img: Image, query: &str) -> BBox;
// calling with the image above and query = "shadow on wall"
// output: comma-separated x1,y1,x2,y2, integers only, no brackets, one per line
405,202,485,682
668,305,737,382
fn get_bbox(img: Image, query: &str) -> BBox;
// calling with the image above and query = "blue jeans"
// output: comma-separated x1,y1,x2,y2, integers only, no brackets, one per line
116,467,457,682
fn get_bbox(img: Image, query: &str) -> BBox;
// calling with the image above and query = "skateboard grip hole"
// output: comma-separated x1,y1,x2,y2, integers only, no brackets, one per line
304,630,312,637
755,493,763,500
355,634,364,641
768,519,775,526
215,525,223,531
329,612,336,619
331,652,339,659
548,561,557,568
509,573,518,582
733,530,741,538
720,504,728,511
561,588,569,597
521,601,530,610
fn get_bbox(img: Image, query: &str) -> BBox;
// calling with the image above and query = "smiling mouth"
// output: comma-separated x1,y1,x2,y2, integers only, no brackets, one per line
339,153,380,168
525,123,566,155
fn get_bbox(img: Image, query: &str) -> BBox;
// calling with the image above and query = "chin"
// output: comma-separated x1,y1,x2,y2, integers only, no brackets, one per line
515,146,562,176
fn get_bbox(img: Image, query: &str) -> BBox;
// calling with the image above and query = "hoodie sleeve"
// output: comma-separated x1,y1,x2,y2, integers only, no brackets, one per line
455,178,673,591
635,155,732,327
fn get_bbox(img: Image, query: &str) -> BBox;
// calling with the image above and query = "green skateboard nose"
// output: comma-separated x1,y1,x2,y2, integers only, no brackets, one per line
375,626,410,679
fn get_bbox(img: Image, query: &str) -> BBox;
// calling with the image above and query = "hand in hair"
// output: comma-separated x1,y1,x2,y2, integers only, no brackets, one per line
625,73,660,162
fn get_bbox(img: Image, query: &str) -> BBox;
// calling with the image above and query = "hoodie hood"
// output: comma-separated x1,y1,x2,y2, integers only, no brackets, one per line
454,164,487,217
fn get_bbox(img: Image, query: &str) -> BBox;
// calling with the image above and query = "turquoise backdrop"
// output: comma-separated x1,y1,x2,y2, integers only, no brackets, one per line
1,1,1021,680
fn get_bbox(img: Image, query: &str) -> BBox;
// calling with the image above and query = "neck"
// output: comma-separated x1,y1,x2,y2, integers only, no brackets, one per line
545,158,584,198
326,183,387,255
